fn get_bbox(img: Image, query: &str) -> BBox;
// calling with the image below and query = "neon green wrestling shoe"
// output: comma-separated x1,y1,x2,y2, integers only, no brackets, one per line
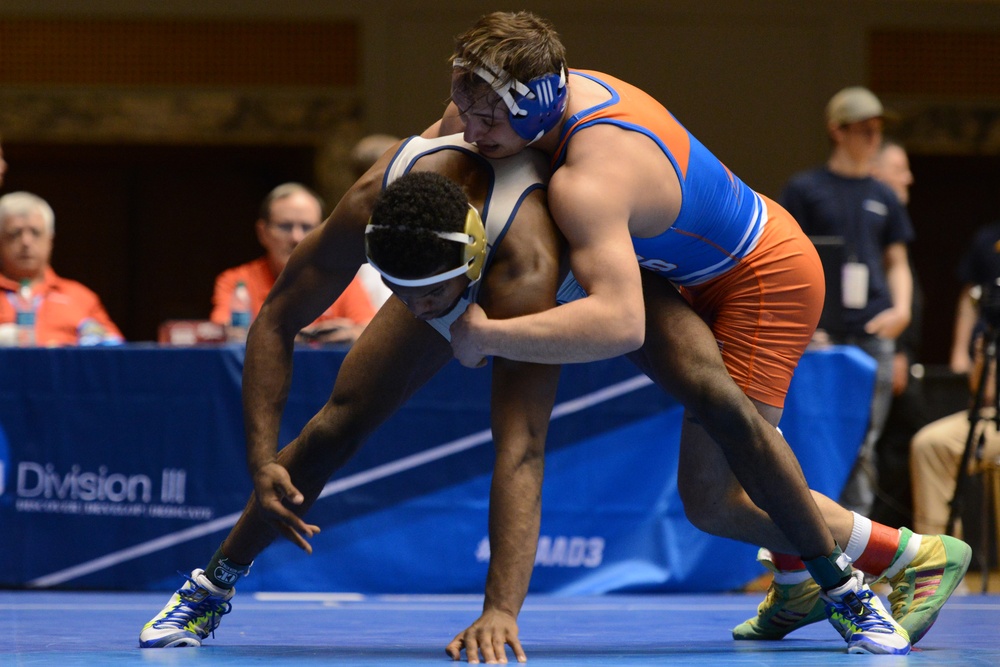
732,549,825,640
883,529,972,644
139,568,235,648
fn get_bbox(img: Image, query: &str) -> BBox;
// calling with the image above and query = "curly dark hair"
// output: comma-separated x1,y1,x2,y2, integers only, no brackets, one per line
367,171,469,280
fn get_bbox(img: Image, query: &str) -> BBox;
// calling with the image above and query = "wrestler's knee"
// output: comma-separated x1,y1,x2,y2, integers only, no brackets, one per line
676,456,744,532
678,482,742,535
688,388,762,449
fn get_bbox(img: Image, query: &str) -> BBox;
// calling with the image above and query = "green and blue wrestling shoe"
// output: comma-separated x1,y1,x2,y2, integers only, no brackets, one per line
883,529,972,644
822,571,910,655
732,549,825,640
139,568,234,648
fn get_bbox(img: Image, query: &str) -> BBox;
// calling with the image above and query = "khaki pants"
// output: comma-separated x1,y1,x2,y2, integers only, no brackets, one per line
910,408,1000,535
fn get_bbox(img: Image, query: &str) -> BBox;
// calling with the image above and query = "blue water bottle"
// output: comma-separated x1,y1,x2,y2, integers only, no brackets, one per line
15,279,36,347
228,280,252,343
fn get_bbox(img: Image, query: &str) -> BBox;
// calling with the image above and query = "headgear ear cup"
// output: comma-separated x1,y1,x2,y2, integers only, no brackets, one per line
507,67,568,142
462,205,487,282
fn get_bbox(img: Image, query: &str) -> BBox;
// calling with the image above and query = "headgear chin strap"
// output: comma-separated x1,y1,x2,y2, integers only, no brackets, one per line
454,58,567,143
365,205,487,288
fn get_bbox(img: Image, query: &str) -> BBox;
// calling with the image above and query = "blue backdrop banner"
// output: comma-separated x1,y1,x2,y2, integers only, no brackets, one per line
0,344,873,593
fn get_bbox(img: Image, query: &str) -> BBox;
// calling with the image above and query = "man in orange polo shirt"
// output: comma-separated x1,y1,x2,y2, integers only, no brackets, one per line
0,191,123,346
210,182,375,345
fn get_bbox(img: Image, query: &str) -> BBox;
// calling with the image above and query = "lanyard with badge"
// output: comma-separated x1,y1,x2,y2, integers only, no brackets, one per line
840,185,871,310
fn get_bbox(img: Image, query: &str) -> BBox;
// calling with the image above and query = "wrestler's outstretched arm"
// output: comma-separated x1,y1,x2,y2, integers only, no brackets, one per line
446,190,564,664
240,149,396,544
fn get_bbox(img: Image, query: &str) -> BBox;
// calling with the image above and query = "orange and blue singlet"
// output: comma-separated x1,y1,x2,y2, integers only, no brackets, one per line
551,70,825,408
552,70,767,287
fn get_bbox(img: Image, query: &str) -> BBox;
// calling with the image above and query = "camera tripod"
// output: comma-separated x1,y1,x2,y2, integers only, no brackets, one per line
946,323,999,593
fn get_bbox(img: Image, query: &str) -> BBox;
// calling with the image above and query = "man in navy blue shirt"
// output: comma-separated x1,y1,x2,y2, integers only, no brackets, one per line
780,86,915,518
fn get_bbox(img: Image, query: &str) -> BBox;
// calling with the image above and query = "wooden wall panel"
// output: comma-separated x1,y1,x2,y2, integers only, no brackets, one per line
871,30,1000,97
0,19,358,86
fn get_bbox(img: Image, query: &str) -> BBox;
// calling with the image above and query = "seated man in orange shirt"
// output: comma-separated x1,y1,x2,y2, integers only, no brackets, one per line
0,191,123,346
210,183,376,345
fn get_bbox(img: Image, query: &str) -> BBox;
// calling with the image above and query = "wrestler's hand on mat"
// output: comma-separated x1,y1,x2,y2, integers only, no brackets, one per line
252,462,321,553
446,609,525,664
450,304,489,369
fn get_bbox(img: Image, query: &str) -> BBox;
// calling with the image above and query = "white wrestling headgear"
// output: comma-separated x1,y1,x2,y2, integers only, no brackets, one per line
364,205,487,287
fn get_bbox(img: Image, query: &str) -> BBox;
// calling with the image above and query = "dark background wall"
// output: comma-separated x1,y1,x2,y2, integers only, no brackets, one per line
1,0,999,364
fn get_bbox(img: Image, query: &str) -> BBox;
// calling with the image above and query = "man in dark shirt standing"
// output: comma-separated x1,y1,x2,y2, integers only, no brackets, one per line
780,86,915,518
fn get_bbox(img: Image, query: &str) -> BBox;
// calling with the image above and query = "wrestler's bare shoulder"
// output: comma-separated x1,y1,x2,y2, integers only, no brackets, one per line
552,129,681,236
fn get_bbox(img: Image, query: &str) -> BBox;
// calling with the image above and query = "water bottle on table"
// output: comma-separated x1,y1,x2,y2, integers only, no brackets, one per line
227,280,252,343
15,279,36,347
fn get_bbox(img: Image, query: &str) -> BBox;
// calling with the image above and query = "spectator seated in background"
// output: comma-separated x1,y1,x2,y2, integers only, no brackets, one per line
0,191,123,346
910,222,1000,536
910,326,1000,537
210,182,375,345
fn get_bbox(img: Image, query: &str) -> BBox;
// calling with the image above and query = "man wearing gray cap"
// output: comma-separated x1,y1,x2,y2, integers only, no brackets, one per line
779,86,915,519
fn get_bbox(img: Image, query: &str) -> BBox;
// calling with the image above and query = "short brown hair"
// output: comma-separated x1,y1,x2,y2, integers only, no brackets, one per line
451,11,566,96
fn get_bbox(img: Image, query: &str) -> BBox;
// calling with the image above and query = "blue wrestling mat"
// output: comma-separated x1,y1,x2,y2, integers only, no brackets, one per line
2,589,997,665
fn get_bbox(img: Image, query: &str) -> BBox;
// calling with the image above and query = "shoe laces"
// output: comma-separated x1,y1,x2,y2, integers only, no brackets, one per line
835,589,896,634
887,571,913,616
154,572,233,635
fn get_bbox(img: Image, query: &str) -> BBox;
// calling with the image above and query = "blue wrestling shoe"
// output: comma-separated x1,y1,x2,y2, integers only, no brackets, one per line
822,571,910,655
139,568,234,648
